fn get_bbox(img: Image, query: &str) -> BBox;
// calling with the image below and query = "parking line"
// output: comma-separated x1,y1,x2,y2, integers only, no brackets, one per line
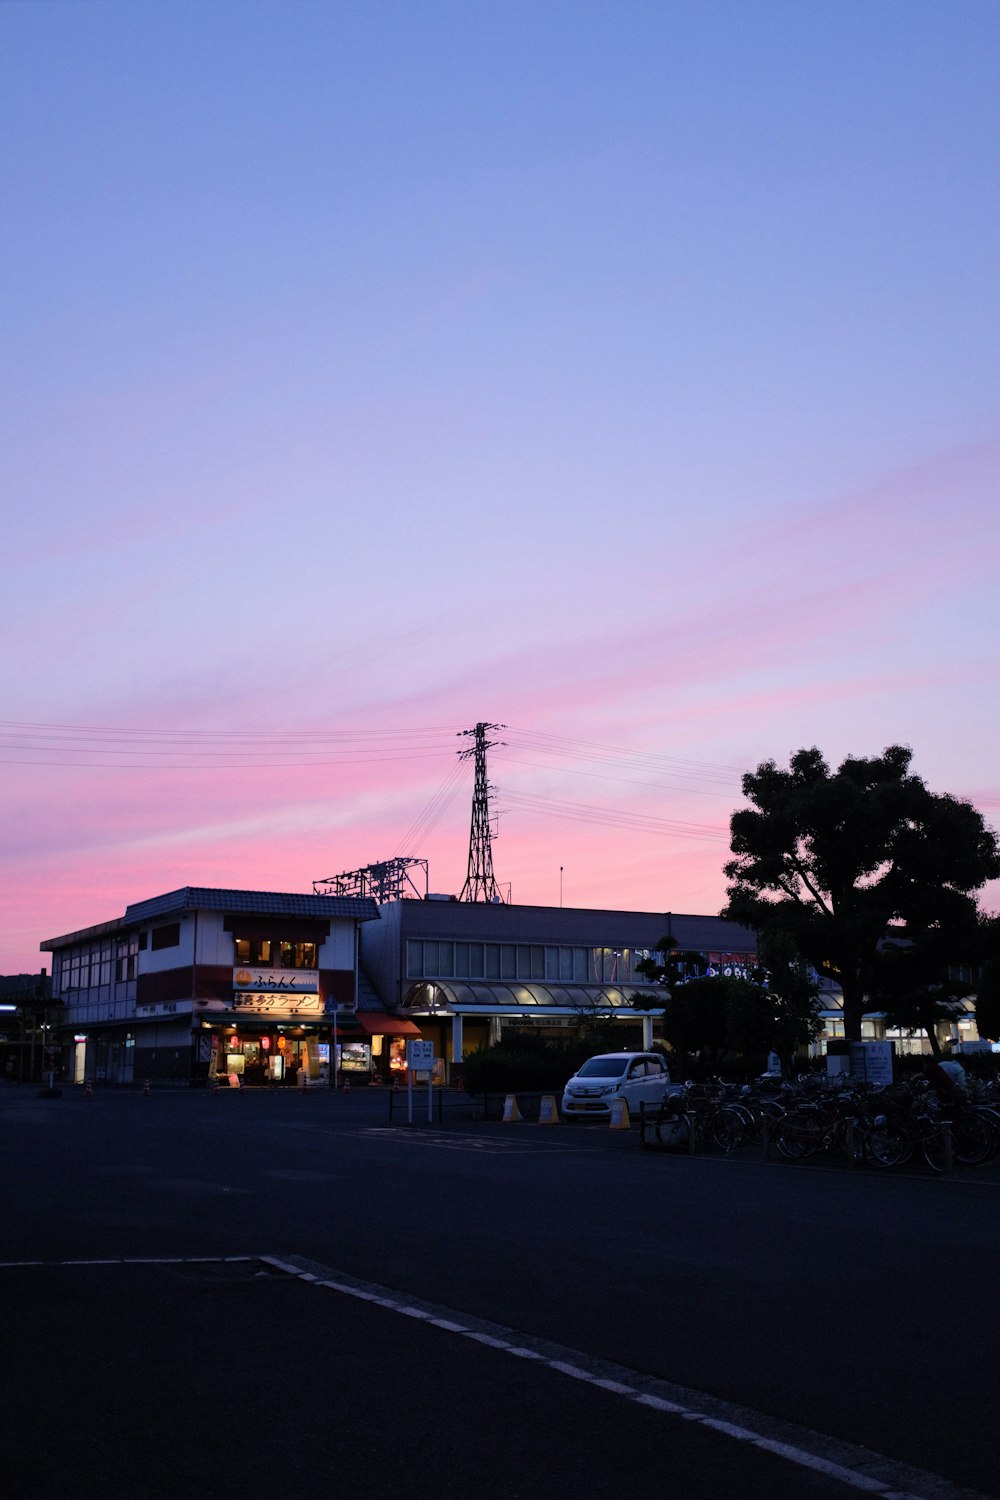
0,1252,988,1500
263,1253,991,1500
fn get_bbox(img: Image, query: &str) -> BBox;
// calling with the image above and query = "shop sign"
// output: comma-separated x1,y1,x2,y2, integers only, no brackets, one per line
233,967,320,993
232,992,324,1016
137,999,193,1017
849,1041,894,1085
407,1039,435,1071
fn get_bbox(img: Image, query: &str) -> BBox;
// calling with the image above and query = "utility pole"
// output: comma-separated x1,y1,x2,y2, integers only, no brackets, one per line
457,722,506,903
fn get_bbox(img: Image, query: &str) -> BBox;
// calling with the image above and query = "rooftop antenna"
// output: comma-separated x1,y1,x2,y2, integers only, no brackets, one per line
457,721,506,902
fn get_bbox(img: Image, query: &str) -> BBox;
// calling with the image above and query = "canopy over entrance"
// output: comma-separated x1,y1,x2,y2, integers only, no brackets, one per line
402,981,664,1017
355,1012,422,1037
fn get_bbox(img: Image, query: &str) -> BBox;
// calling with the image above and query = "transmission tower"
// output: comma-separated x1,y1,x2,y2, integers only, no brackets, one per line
312,857,428,902
457,722,506,903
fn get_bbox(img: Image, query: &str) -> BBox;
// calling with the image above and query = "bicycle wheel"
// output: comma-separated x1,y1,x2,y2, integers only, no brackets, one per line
656,1114,690,1149
750,1100,786,1147
977,1107,1000,1161
710,1106,747,1153
921,1126,951,1173
865,1126,912,1168
950,1112,994,1166
775,1119,818,1159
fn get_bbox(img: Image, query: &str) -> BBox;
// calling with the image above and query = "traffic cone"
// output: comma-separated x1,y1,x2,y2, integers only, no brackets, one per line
609,1097,631,1129
538,1094,559,1124
502,1093,522,1122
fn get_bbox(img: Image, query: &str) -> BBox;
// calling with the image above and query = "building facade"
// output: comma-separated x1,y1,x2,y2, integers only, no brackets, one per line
0,970,54,1084
40,887,402,1087
360,898,759,1081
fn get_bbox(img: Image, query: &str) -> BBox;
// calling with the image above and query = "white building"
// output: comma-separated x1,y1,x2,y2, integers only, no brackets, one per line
40,886,399,1087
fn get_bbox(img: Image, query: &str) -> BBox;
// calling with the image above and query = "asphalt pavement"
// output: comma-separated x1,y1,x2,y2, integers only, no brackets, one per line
2,1082,998,1500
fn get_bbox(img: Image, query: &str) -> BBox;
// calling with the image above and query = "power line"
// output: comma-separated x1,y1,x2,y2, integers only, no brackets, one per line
501,789,727,842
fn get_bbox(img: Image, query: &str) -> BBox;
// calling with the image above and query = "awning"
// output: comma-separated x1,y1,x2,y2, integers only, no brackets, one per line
198,1014,362,1035
355,1012,422,1037
402,981,665,1015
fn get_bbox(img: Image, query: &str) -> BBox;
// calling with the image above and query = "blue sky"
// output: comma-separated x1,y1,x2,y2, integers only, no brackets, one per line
2,1,998,968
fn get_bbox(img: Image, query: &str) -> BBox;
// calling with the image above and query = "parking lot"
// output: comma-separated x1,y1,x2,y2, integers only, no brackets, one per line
3,1083,999,1500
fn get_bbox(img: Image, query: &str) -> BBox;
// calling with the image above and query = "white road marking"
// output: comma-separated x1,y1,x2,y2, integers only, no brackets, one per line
0,1252,987,1500
354,1127,579,1154
261,1254,987,1500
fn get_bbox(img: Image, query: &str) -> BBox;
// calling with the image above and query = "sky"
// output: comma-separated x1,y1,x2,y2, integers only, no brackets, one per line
2,0,999,972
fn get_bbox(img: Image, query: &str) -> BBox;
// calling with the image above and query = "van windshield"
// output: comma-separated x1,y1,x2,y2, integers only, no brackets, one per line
576,1056,630,1078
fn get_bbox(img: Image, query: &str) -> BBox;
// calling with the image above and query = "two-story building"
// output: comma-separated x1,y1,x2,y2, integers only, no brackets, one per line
360,898,758,1081
40,887,391,1087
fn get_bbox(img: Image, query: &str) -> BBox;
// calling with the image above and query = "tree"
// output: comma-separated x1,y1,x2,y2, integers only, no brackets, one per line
975,958,1000,1043
658,975,737,1073
721,745,1000,1041
634,930,821,1076
634,936,725,1074
730,930,823,1075
870,933,974,1058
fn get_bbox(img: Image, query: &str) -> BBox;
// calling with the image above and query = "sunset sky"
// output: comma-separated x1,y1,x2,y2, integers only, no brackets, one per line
2,1,998,973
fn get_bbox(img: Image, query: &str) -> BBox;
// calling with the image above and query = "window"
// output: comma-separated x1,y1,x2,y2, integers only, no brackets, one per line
406,941,423,977
115,933,140,984
151,923,180,951
234,937,273,965
279,940,317,969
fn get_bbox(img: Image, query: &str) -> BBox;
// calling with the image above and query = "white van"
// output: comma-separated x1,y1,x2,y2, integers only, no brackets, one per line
561,1052,673,1119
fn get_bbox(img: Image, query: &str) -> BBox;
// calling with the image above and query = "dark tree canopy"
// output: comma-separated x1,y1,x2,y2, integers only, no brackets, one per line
975,958,1000,1043
721,745,1000,1040
634,930,821,1076
870,933,973,1058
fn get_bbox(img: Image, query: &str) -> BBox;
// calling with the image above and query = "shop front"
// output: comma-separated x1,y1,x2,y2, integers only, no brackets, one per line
355,1012,423,1082
203,1022,339,1087
195,1000,423,1088
197,966,357,1087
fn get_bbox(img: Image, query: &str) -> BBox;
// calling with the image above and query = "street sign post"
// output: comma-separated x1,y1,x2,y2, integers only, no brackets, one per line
406,1040,436,1122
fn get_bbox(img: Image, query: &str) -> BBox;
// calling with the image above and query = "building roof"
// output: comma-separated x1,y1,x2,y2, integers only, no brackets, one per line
124,887,380,923
41,886,380,950
385,898,755,952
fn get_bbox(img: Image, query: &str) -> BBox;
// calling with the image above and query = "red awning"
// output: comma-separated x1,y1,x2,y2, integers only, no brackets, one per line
355,1012,422,1037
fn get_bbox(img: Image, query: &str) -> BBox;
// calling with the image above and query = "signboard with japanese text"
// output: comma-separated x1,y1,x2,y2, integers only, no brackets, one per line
407,1040,435,1071
233,968,319,993
849,1041,894,1085
232,992,324,1015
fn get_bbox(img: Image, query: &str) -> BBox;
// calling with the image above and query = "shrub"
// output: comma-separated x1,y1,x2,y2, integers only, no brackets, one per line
461,1034,628,1095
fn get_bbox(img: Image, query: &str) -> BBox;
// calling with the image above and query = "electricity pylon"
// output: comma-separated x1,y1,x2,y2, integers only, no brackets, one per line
457,722,506,903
